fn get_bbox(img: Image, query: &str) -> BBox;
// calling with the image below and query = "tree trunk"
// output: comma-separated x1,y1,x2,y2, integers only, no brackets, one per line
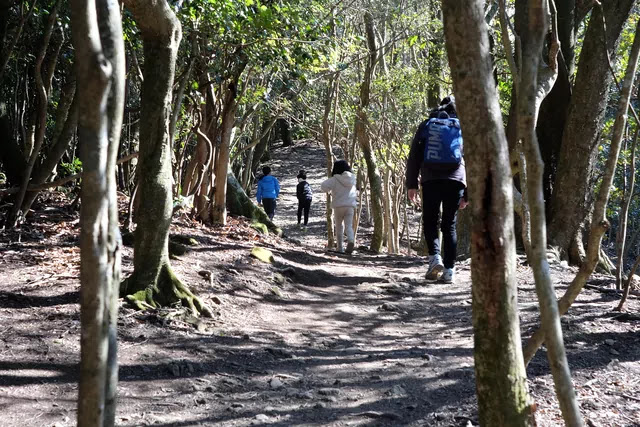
548,0,635,256
121,0,211,317
442,1,535,425
278,118,293,147
21,78,78,213
322,76,337,248
96,0,126,421
616,129,639,289
10,0,61,226
523,6,640,364
517,1,581,424
212,62,246,225
356,12,384,253
70,0,123,423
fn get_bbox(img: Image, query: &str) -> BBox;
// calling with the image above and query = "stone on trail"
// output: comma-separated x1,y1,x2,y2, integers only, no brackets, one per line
254,414,270,423
251,222,269,234
269,377,284,389
251,246,274,263
270,286,284,298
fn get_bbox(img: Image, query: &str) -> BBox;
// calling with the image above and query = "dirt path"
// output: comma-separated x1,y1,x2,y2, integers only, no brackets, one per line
0,142,639,426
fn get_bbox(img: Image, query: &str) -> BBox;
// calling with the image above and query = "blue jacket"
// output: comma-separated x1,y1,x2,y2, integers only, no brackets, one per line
256,175,280,203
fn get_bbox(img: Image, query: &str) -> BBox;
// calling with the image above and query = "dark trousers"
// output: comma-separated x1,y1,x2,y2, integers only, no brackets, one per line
263,198,276,220
297,199,312,225
422,179,465,269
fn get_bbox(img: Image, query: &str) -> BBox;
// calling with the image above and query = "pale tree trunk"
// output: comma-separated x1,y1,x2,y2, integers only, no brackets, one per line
96,0,125,421
212,60,246,225
616,129,639,294
442,0,535,425
548,0,635,258
517,1,581,424
121,0,211,317
383,168,394,253
70,0,123,423
322,76,336,248
524,9,640,363
356,12,384,252
427,0,443,107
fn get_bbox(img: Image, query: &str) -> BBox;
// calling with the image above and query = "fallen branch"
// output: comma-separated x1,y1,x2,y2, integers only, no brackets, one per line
0,152,138,197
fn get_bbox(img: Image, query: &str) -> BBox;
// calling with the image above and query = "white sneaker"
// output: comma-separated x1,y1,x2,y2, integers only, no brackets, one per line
425,255,444,280
441,268,455,283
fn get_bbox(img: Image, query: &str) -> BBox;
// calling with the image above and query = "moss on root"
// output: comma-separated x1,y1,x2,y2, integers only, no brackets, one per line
122,264,213,318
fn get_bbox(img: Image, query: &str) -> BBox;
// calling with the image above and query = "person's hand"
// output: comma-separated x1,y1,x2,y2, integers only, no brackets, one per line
459,199,468,210
408,188,420,204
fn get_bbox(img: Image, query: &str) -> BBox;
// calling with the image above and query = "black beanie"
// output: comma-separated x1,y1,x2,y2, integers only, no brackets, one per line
297,170,306,179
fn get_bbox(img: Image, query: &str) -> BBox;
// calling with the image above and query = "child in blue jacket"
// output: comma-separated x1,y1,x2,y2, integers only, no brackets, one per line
256,166,280,220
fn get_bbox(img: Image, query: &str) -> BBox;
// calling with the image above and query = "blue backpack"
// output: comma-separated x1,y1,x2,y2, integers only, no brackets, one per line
420,117,463,170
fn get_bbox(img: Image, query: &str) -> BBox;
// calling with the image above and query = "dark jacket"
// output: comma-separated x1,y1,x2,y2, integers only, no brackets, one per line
297,180,313,201
406,119,467,197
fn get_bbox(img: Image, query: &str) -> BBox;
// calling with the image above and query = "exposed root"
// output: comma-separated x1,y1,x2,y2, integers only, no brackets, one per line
122,263,213,318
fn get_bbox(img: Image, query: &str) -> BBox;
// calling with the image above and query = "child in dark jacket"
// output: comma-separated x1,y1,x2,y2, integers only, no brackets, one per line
296,170,313,228
256,166,280,220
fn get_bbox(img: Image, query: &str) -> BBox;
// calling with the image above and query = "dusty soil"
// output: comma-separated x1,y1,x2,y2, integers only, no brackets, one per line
1,141,639,427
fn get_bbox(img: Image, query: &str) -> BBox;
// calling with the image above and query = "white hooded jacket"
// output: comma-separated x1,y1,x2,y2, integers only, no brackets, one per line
321,171,357,208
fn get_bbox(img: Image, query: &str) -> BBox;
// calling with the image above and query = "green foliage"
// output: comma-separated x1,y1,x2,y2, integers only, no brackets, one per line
59,157,82,177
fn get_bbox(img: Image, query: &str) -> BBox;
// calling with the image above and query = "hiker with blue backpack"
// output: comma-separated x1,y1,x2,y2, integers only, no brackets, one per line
406,96,468,283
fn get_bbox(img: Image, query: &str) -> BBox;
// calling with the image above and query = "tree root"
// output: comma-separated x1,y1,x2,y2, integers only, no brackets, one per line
122,263,213,318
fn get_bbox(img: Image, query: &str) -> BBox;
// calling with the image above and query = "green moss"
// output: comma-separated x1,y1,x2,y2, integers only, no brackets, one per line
250,222,269,234
122,263,213,318
250,246,274,263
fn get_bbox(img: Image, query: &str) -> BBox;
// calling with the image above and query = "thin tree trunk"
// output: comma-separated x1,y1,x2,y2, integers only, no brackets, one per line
617,251,640,311
212,61,247,225
70,0,122,423
517,1,581,424
442,0,535,424
322,76,336,248
96,0,125,422
357,12,384,252
615,129,639,290
21,79,78,213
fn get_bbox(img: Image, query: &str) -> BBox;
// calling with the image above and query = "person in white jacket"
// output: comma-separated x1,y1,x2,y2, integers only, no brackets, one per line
321,160,357,254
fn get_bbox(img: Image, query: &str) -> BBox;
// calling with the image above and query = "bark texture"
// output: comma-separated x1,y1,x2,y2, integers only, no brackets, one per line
517,1,581,424
70,0,120,424
121,0,211,317
548,0,634,255
524,5,640,363
356,12,384,252
442,1,535,425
